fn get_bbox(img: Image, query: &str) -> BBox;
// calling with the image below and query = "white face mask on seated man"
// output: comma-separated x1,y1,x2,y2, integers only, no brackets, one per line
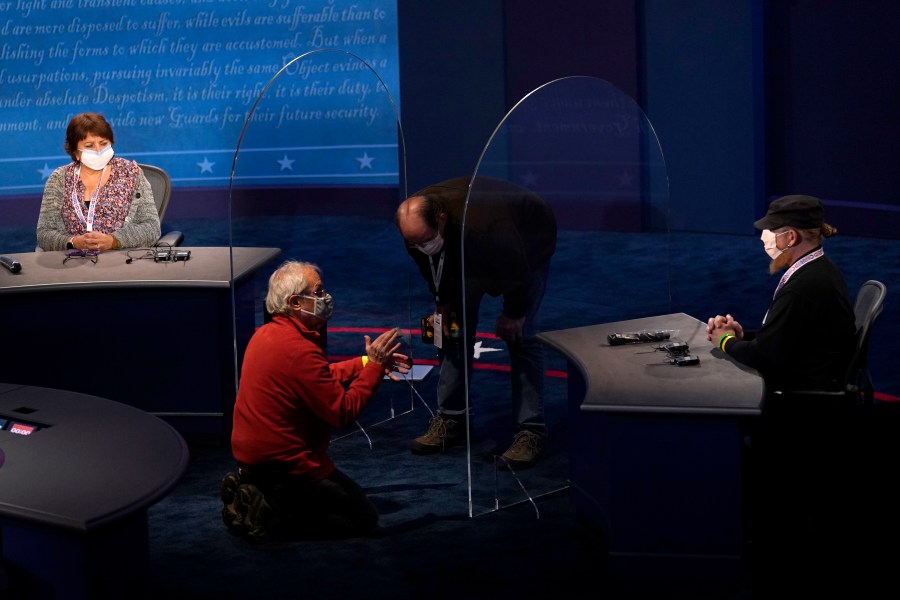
761,229,790,260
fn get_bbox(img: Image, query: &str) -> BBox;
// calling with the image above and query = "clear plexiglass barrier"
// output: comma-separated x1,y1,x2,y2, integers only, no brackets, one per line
227,49,416,444
227,70,670,522
462,76,670,516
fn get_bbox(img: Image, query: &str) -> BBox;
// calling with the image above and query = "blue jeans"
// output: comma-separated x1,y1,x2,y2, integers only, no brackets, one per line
435,260,549,439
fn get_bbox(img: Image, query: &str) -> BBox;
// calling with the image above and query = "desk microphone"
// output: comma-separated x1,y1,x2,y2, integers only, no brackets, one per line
0,255,22,274
608,330,671,345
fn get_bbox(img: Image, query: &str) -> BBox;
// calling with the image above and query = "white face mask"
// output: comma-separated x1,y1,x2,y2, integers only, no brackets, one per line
80,145,114,171
761,229,789,260
415,232,444,256
301,291,334,322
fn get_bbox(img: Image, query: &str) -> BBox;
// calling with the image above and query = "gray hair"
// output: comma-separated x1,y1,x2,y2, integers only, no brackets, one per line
265,260,321,315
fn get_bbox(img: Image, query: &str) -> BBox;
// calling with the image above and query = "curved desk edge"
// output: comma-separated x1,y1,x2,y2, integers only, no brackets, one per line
537,312,764,415
0,247,282,296
0,384,191,533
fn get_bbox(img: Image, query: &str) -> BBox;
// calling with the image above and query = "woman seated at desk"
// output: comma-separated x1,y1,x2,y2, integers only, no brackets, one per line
36,112,160,252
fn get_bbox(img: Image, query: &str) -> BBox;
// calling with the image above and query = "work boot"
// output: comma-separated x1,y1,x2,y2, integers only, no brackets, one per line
220,471,244,534
500,430,544,470
410,414,466,454
236,483,273,544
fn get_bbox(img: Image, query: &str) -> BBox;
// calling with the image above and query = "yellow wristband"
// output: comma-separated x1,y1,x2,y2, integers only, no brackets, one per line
361,356,368,367
718,333,735,352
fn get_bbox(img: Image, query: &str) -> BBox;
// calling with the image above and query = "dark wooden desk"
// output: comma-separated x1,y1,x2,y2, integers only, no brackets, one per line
0,383,189,598
0,247,281,437
537,313,764,577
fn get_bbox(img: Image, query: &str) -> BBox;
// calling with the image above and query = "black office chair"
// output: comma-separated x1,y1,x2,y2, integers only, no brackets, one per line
750,280,888,587
138,163,183,247
138,163,171,221
770,279,887,406
847,279,887,405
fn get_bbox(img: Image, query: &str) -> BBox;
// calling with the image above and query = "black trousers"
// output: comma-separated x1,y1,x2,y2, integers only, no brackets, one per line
746,394,896,597
240,466,379,540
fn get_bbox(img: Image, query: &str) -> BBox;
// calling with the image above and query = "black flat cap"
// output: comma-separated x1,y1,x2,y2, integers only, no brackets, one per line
753,195,825,230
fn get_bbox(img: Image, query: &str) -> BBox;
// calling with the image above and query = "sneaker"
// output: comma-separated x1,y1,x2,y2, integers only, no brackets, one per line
500,430,544,470
236,483,273,544
410,414,466,454
220,471,244,534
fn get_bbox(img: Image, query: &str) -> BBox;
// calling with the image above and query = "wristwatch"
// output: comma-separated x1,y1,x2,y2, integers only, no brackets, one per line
66,240,75,250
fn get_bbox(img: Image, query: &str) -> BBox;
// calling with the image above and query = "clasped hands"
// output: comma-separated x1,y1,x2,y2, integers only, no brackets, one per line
706,313,745,344
364,327,411,381
72,231,117,251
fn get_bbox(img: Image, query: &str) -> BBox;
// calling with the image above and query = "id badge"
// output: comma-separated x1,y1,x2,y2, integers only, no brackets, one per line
433,312,443,350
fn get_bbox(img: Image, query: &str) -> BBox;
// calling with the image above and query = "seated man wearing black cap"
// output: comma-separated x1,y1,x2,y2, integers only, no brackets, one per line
706,194,856,390
705,194,858,596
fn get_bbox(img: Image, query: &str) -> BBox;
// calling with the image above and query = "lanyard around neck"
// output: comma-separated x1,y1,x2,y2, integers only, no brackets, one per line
71,164,107,232
773,247,824,298
763,247,825,325
429,249,445,303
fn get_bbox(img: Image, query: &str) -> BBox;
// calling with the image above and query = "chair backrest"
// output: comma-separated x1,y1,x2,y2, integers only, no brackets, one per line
846,279,887,404
138,163,172,221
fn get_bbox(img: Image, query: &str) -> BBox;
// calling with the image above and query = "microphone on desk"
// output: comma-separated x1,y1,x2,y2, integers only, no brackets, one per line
0,255,22,274
608,330,671,345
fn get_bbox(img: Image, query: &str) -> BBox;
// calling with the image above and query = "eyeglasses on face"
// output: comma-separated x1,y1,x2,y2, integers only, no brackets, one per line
63,248,99,264
288,288,327,303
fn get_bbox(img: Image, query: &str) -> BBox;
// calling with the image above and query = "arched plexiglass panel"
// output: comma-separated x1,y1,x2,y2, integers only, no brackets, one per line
227,49,412,442
462,77,670,516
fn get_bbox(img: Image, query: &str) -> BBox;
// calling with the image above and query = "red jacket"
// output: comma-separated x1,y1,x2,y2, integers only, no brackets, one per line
231,314,385,482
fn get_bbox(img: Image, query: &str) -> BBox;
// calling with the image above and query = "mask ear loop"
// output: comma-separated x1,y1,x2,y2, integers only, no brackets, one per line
292,294,324,321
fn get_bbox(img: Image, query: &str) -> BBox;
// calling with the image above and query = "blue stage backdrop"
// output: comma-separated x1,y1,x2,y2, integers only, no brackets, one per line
0,0,400,196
